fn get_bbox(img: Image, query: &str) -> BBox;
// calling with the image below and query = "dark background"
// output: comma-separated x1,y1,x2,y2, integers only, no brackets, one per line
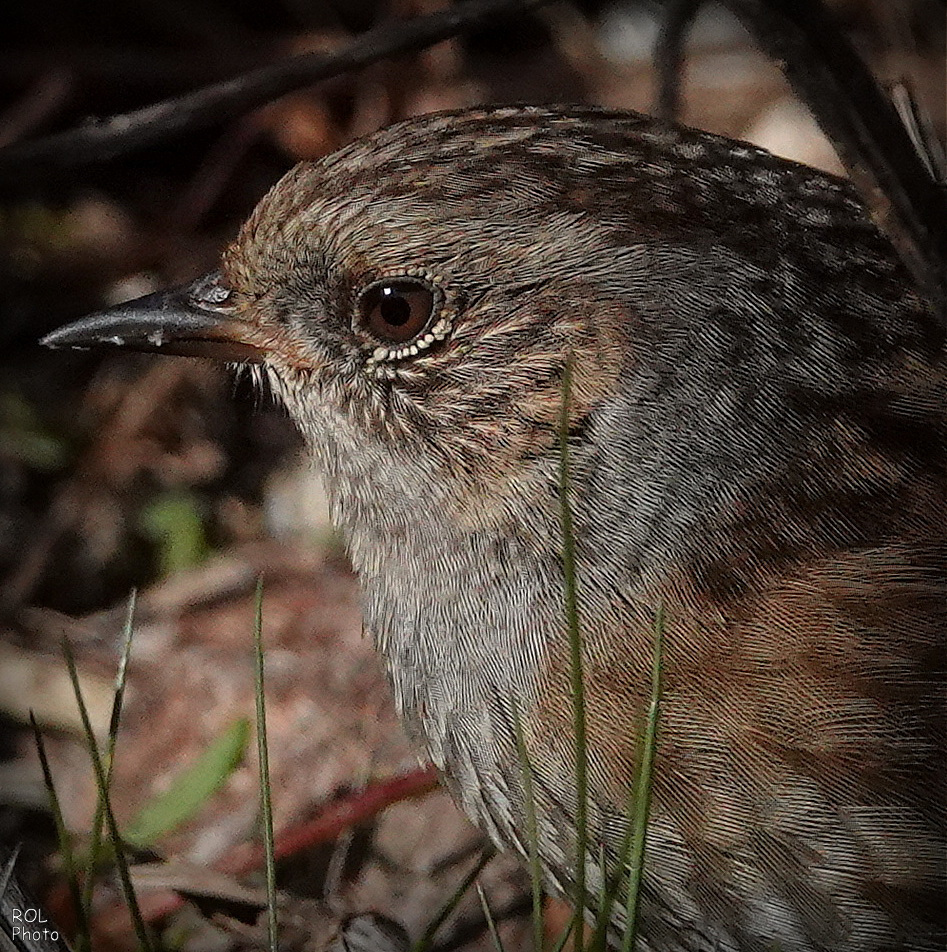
0,1,943,948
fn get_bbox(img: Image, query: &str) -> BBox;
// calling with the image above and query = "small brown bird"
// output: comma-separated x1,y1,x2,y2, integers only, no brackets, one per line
44,106,946,951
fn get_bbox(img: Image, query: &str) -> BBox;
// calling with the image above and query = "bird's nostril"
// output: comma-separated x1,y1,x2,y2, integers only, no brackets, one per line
191,271,233,307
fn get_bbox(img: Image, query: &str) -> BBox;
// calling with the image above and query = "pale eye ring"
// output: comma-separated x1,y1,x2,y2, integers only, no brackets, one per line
356,278,436,345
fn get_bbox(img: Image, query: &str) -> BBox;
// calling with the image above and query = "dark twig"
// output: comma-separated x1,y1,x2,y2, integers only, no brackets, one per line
0,69,73,149
170,115,262,232
0,0,549,180
90,765,439,946
721,0,947,320
429,893,533,952
889,81,947,184
653,0,704,121
1,845,74,952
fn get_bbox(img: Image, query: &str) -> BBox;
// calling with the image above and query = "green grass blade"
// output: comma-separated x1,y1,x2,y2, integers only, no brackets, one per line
587,841,613,952
0,844,21,898
140,491,208,577
123,717,250,848
620,604,665,952
108,590,137,742
557,360,588,951
410,849,493,952
83,590,137,923
29,711,90,950
511,703,544,951
61,636,155,952
476,881,506,952
253,578,278,952
588,802,634,951
549,913,575,952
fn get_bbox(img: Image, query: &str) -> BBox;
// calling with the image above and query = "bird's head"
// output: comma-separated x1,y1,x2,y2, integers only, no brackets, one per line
42,107,655,515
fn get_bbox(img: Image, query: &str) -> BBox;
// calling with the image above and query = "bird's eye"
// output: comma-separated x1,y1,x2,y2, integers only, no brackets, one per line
358,279,435,344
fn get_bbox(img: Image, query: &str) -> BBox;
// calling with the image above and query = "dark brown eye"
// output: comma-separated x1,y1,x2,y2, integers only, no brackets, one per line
359,279,435,344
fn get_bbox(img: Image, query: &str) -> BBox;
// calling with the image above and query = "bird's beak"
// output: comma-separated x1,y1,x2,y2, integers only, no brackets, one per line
41,271,267,363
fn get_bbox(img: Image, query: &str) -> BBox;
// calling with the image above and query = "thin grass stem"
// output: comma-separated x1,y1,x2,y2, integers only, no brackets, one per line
587,795,634,951
586,842,612,952
589,605,666,950
558,360,588,951
82,590,137,927
61,636,154,952
511,704,544,951
549,913,575,952
475,881,506,952
29,712,90,950
411,849,493,952
620,604,665,952
0,845,21,897
253,578,278,952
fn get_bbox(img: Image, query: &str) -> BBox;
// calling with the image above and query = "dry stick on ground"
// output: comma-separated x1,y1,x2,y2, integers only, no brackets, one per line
721,0,947,322
86,766,439,947
0,0,550,177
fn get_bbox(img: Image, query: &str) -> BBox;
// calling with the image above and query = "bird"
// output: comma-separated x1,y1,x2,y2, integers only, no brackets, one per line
43,105,946,951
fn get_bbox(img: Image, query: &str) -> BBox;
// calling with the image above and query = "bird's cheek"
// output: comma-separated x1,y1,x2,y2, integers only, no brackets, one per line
241,309,334,375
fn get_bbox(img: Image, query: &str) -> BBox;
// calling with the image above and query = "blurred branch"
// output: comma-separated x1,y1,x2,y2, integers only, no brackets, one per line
0,0,550,180
721,0,947,320
0,69,73,149
653,0,703,121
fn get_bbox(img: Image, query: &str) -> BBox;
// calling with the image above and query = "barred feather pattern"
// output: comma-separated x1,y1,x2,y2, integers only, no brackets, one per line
225,106,946,951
